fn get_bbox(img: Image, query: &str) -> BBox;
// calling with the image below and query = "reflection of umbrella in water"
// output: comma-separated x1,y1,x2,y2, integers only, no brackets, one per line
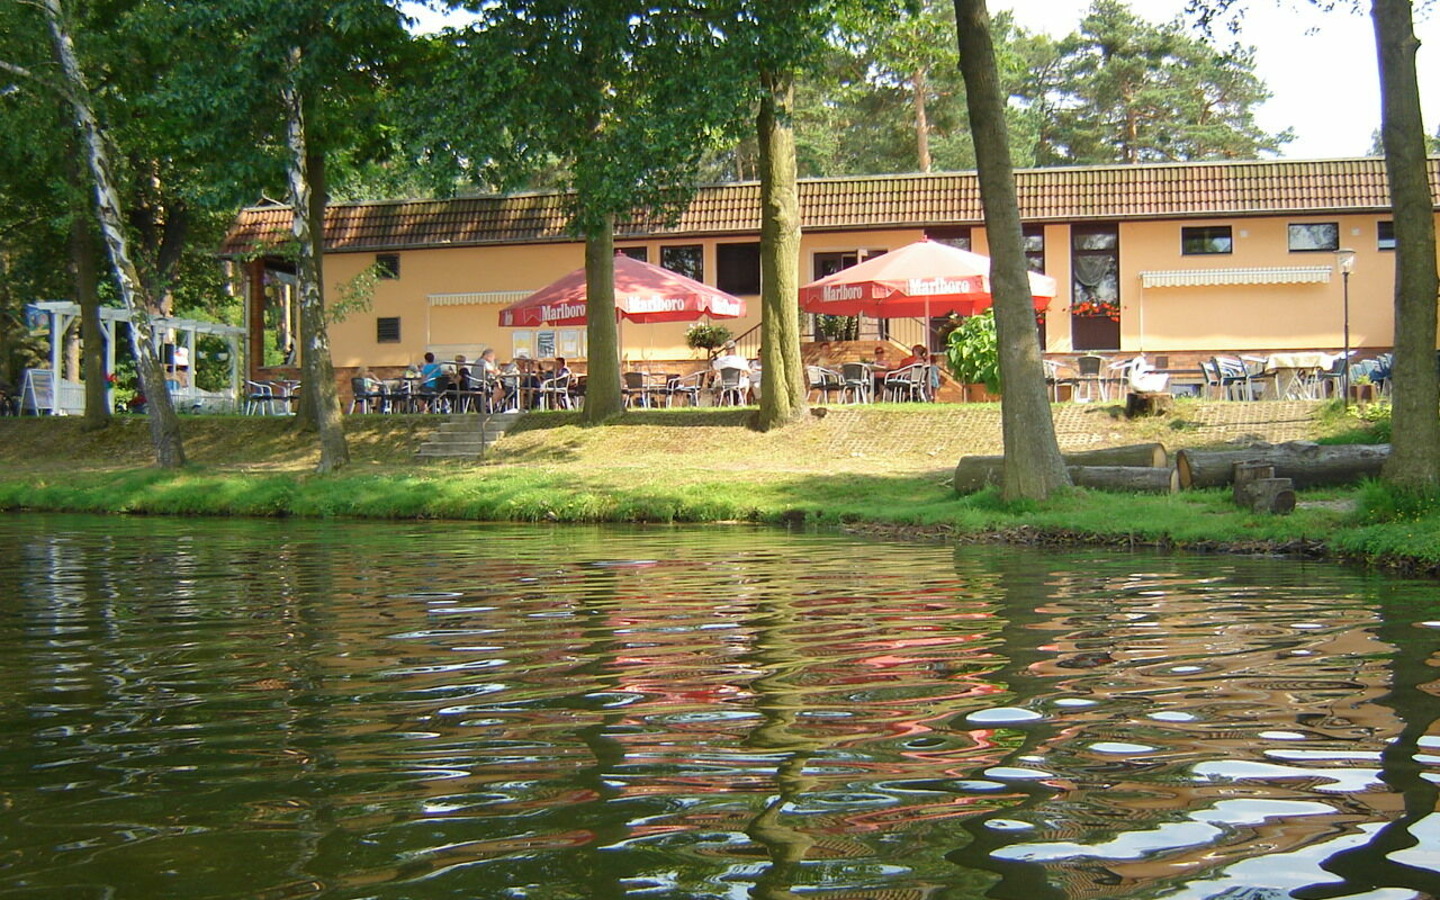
498,254,747,328
798,239,1056,320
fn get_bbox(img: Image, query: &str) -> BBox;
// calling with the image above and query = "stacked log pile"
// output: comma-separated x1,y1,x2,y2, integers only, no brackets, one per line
954,440,1387,514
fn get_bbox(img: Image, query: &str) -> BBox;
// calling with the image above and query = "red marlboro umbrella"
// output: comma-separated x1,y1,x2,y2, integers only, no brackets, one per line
798,239,1056,318
499,254,746,327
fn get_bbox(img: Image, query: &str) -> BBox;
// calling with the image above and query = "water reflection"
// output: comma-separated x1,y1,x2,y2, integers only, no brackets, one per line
0,515,1435,899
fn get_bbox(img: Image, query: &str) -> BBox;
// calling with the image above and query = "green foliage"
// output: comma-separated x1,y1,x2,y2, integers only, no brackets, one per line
1034,0,1290,164
684,323,733,352
944,310,1000,392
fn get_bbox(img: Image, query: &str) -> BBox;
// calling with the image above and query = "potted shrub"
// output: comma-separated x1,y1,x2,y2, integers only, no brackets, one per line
944,309,1000,401
684,323,733,358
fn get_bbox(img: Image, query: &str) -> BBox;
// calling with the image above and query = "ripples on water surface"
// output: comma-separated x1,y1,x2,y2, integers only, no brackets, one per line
0,514,1437,900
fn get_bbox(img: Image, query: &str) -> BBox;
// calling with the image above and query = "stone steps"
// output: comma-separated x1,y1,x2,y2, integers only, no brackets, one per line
415,411,522,460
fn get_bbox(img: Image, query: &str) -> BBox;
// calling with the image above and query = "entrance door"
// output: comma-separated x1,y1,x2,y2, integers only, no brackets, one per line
1071,224,1120,351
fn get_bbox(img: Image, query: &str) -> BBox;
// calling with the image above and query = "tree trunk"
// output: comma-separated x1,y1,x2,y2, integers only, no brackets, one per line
913,67,932,173
954,0,1070,501
954,443,1167,493
71,207,110,431
281,46,348,473
1175,442,1390,490
1067,465,1179,494
1373,0,1440,490
44,0,184,467
582,221,623,422
755,70,805,432
1125,391,1173,418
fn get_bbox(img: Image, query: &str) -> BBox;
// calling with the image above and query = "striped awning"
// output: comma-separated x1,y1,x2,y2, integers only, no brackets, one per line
1139,266,1334,288
428,290,532,307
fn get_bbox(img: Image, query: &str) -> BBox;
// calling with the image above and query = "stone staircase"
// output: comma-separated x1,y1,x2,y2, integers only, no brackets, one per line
415,411,522,460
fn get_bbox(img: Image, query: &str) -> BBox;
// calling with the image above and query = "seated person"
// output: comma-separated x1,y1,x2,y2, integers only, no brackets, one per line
898,344,929,368
419,352,444,391
711,340,753,390
871,345,893,395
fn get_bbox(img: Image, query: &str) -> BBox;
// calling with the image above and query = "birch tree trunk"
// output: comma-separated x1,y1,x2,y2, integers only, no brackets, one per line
757,71,805,431
281,45,348,473
583,218,623,422
954,0,1069,500
1373,0,1440,489
43,0,183,467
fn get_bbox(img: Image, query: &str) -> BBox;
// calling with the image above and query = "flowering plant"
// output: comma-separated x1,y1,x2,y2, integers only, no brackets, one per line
1072,298,1119,319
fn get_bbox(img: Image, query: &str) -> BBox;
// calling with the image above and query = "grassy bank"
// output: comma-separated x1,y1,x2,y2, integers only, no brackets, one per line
0,403,1435,572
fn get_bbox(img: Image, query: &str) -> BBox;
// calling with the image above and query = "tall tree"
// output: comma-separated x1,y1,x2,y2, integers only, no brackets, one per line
30,0,185,466
724,0,903,431
1372,0,1440,490
1188,0,1439,489
155,0,419,472
415,0,744,423
955,0,1070,501
1040,0,1289,164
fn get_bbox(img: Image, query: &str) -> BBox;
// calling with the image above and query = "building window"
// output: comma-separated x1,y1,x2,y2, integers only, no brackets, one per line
1182,225,1233,255
812,249,886,279
1023,225,1046,273
1071,223,1120,351
375,253,400,279
660,244,703,281
1288,222,1339,252
376,316,401,343
618,246,648,262
926,226,971,251
1378,220,1395,251
716,242,761,294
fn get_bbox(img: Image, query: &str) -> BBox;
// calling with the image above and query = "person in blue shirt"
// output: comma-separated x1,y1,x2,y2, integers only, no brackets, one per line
419,352,443,390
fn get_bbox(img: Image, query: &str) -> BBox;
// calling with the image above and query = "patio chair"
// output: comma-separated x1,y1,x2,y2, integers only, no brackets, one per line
348,376,383,414
714,366,748,406
537,373,572,410
1242,357,1275,400
1316,355,1348,398
806,365,842,403
884,363,929,402
1042,359,1075,402
623,371,654,408
664,371,704,407
1212,357,1253,401
244,380,275,415
1073,354,1108,402
840,363,872,404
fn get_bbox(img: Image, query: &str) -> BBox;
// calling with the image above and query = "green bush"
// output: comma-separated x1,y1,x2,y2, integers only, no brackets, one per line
945,309,1000,393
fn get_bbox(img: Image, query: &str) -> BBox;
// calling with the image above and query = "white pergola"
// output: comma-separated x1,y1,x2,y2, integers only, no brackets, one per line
24,301,245,415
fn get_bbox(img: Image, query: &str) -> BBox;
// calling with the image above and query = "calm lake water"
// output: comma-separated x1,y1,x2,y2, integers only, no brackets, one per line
1,514,1438,900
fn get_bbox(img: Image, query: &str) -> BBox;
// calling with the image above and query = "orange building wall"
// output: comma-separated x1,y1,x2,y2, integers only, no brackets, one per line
309,213,1431,371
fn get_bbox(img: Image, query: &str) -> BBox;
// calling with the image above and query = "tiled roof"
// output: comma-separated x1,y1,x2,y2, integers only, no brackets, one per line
220,157,1437,256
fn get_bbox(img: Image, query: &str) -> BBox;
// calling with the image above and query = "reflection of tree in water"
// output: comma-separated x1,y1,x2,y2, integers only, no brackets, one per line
942,554,1440,900
1292,580,1440,900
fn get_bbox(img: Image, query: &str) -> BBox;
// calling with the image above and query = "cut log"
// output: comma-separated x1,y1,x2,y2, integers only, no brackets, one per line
1064,443,1169,468
1125,391,1173,418
1235,476,1296,514
1231,461,1275,506
953,443,1168,493
1175,442,1390,490
1067,465,1180,494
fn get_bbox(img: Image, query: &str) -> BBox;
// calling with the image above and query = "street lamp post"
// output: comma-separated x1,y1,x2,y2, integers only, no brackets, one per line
1336,249,1356,408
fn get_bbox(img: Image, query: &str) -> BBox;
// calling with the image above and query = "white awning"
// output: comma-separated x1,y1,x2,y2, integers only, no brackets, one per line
428,290,532,307
1139,267,1334,288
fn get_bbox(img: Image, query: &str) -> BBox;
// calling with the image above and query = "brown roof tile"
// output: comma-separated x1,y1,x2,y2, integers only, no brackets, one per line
220,157,1438,256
